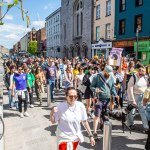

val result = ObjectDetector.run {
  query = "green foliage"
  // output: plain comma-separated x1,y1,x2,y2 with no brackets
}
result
28,41,37,55
14,0,19,5
8,4,14,9
0,22,4,25
0,0,30,27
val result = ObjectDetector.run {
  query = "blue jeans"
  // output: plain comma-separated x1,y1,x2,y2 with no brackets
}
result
8,89,14,107
48,80,55,100
127,94,148,129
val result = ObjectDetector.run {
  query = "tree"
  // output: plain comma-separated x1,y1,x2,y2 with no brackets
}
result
28,41,37,55
0,0,30,27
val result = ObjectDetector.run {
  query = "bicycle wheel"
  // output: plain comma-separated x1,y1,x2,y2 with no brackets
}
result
0,116,4,140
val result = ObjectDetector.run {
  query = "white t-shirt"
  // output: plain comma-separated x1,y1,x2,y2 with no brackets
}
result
54,101,87,142
76,73,84,86
133,75,147,94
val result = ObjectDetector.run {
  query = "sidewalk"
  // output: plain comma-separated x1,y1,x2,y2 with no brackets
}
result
3,89,147,150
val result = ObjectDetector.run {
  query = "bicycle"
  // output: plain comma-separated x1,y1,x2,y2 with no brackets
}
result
0,115,4,140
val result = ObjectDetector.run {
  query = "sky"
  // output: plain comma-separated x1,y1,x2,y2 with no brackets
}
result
0,0,61,49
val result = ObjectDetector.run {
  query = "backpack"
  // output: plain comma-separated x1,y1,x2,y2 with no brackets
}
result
132,74,147,85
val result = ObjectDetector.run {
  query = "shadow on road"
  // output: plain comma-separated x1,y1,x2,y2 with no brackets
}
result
45,125,57,136
3,112,19,118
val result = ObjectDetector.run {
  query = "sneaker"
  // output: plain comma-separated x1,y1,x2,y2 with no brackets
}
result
30,105,34,108
20,113,24,118
93,133,98,139
24,112,30,117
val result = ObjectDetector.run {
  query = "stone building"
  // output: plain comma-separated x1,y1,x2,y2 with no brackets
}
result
61,0,93,58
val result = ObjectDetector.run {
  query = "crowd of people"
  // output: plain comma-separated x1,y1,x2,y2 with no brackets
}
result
3,55,150,150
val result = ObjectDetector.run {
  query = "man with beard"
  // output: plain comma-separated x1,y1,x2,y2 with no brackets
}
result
90,65,119,139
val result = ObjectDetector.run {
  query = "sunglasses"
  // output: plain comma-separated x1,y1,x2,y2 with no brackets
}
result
68,95,78,99
18,68,23,70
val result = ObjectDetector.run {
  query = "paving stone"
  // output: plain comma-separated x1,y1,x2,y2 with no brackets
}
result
3,90,147,150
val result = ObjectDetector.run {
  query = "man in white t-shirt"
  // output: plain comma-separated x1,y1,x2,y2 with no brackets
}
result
127,66,148,131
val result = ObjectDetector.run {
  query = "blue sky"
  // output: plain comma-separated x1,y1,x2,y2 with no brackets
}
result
0,0,61,49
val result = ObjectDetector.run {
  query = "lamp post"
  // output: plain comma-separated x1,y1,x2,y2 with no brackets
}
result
136,28,139,60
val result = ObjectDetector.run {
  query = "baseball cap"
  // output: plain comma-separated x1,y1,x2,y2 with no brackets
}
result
104,65,113,75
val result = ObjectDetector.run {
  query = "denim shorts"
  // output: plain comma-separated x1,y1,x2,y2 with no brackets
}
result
94,100,109,117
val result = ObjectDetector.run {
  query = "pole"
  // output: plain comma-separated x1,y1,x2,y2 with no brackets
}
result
47,83,51,107
103,121,112,150
136,28,139,60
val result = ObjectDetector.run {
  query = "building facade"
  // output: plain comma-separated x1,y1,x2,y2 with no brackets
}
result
46,7,61,58
36,28,47,57
61,0,93,58
114,0,150,64
92,0,115,58
20,34,28,52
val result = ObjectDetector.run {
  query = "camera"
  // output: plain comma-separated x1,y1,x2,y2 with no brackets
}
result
124,104,136,114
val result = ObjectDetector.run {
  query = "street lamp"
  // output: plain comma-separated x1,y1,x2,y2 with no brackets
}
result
136,28,139,60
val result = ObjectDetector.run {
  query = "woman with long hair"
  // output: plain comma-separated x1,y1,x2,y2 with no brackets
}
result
34,67,46,106
64,65,74,89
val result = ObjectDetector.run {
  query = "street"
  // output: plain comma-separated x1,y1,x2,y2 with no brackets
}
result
3,88,147,150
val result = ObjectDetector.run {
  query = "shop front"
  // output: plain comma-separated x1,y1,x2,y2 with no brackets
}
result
92,40,112,58
113,39,135,56
134,41,150,65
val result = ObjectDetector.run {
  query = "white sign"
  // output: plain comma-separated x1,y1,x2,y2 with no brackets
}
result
92,40,112,49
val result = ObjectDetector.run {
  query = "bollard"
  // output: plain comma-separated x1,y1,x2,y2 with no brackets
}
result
47,84,51,107
103,121,112,150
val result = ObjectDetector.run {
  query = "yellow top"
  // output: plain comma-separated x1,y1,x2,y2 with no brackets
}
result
73,69,79,77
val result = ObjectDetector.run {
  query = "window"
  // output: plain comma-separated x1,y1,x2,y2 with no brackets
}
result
106,0,111,16
77,14,79,36
81,13,83,35
135,14,142,32
135,0,143,7
119,19,125,35
96,5,100,19
96,26,100,42
120,0,126,12
74,0,83,37
106,23,111,39
64,24,66,40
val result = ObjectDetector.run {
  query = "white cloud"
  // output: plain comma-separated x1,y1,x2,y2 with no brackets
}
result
5,34,19,40
4,15,14,20
0,23,30,34
0,23,30,49
32,21,45,28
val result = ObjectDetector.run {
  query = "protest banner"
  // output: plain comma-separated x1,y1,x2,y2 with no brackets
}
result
109,48,123,66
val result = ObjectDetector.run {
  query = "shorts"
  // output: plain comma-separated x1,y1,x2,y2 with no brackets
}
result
84,87,94,99
94,100,109,117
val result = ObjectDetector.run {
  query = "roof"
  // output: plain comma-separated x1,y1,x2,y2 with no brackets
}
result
45,7,61,21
